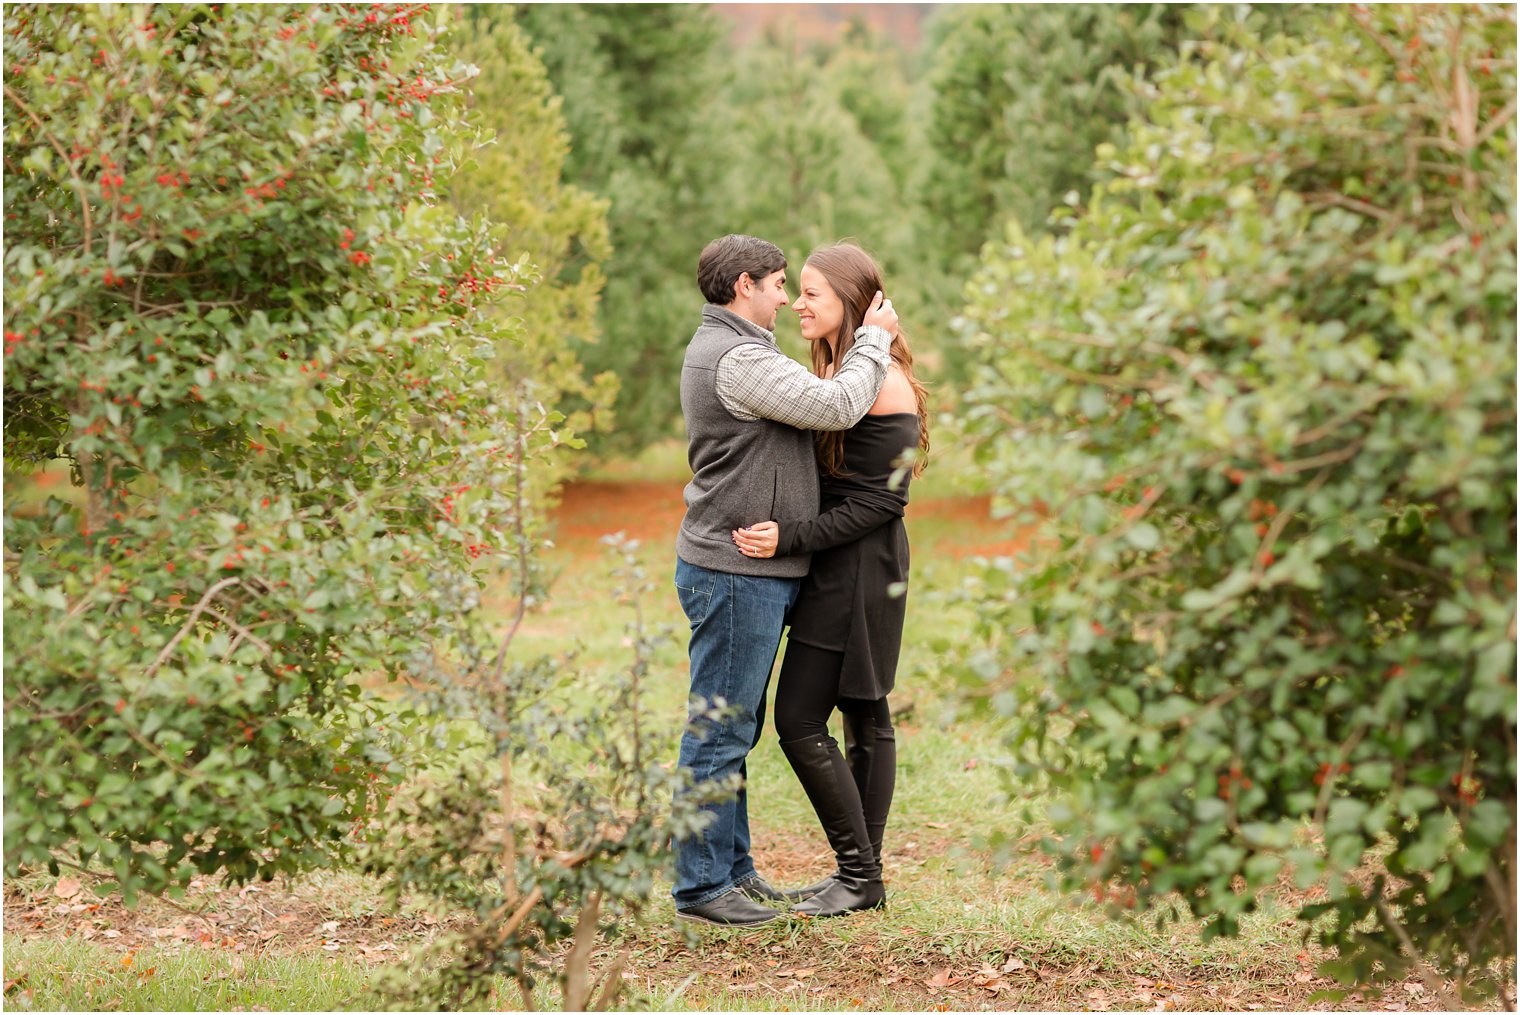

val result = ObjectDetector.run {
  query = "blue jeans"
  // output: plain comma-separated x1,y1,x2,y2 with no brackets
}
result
671,556,801,908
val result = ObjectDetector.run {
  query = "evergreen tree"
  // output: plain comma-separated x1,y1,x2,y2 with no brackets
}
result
921,4,1187,258
451,10,616,485
917,4,1307,377
821,18,919,195
708,26,923,367
510,3,733,455
721,33,905,261
2,2,563,898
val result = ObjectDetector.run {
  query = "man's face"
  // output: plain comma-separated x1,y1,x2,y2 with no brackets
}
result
737,269,789,332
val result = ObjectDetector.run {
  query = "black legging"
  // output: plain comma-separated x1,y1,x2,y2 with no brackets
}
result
775,641,896,863
774,641,892,742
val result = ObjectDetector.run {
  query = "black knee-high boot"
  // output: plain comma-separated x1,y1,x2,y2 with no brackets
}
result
782,710,898,903
780,735,884,917
842,709,896,871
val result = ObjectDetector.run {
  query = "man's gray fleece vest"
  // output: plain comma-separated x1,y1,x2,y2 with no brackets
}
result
677,304,817,578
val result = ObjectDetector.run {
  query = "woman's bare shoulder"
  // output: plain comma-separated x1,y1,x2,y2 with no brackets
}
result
868,366,918,415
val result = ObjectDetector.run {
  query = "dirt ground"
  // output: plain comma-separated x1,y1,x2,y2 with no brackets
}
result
3,827,1490,1013
5,479,1506,1011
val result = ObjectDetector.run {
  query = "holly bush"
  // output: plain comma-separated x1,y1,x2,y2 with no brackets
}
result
3,4,553,901
954,5,1515,999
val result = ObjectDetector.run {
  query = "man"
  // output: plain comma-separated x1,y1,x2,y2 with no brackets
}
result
672,234,897,927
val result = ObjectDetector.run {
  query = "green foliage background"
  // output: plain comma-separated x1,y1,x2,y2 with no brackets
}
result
509,2,735,454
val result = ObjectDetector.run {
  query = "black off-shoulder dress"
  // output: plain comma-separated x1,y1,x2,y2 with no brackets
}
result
774,412,919,701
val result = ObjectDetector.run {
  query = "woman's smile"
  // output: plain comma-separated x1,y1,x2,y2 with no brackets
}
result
792,264,844,344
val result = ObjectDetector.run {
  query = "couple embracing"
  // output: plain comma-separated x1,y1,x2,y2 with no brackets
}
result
672,234,929,928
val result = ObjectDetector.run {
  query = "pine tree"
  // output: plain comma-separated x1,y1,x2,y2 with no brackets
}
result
451,9,615,481
921,4,1187,256
511,3,733,455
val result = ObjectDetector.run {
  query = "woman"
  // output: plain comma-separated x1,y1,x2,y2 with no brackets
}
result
731,243,929,918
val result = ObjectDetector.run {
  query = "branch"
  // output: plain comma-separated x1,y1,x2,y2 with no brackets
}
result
1020,345,1167,392
1473,95,1519,148
3,83,93,256
1252,467,1332,580
499,752,517,910
1305,191,1398,224
589,949,628,1012
206,605,272,657
51,857,216,930
490,407,533,683
1372,894,1463,1009
562,890,602,1011
1311,723,1368,830
145,577,242,678
1279,439,1364,474
493,885,544,945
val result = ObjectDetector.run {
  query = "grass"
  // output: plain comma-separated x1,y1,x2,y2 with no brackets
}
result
3,936,377,1011
4,452,1493,1011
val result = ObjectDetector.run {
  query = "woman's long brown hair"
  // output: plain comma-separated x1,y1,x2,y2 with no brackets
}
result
805,243,930,478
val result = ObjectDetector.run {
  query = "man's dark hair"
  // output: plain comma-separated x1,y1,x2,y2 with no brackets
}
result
697,234,786,305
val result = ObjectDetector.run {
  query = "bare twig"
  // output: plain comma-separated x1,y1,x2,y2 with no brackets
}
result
499,752,517,907
1305,191,1398,223
490,408,532,682
51,857,217,931
1311,723,1369,830
1253,468,1333,579
1372,894,1464,1009
145,577,242,678
562,890,602,1010
1473,96,1519,148
206,605,272,656
492,885,544,945
589,949,628,1011
1278,439,1364,474
3,83,93,255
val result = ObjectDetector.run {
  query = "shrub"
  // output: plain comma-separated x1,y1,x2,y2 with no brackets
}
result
362,536,721,1011
2,3,548,901
955,5,1515,1001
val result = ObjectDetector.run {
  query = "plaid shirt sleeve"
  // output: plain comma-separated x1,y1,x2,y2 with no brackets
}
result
714,325,893,431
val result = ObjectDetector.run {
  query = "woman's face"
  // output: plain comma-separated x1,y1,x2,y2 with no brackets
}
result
792,264,845,345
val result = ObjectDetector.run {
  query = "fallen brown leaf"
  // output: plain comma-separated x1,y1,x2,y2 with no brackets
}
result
54,878,82,900
925,967,963,989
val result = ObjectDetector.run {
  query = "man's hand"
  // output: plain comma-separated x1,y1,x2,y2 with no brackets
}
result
861,290,898,336
732,521,779,559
